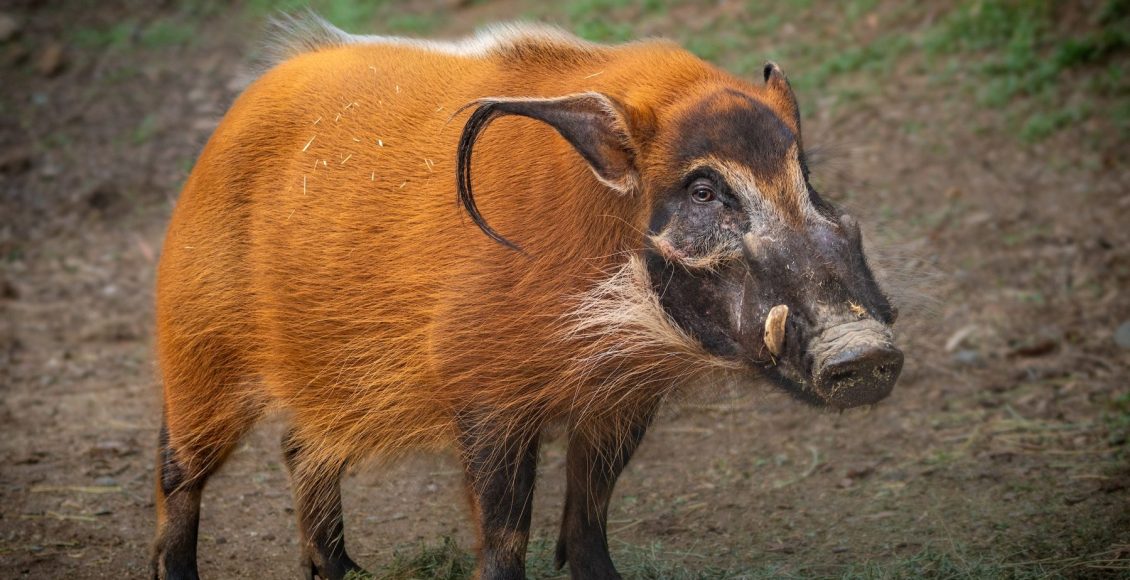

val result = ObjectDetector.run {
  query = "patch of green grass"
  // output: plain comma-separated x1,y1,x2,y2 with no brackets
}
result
246,0,380,33
318,0,381,33
844,0,880,23
1094,60,1128,95
793,34,910,93
566,0,668,15
140,18,197,48
360,536,475,580
70,21,136,50
841,548,1011,579
175,0,229,19
573,19,634,43
1053,0,1130,67
1020,291,1047,305
924,0,1130,141
69,12,202,50
342,536,1111,579
132,114,159,145
902,120,924,135
924,0,1050,54
738,10,784,40
923,450,956,465
1114,99,1130,135
177,156,197,176
684,35,735,63
244,0,446,36
385,13,443,35
1105,391,1130,449
1019,105,1088,141
245,0,309,17
102,65,141,85
564,0,643,42
353,537,762,579
41,131,72,150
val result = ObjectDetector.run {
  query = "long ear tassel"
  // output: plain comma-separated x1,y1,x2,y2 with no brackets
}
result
455,92,641,254
455,100,527,254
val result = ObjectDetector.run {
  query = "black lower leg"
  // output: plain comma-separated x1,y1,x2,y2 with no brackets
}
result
555,411,654,580
282,429,362,580
458,416,540,580
151,424,206,580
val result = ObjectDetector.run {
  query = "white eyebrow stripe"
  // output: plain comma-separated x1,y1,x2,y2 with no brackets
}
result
684,150,831,226
685,157,767,212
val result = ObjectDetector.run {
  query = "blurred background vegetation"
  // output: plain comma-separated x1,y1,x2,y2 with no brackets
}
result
64,0,1130,144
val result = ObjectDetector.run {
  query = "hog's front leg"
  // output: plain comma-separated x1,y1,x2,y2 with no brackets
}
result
458,413,541,580
555,409,655,579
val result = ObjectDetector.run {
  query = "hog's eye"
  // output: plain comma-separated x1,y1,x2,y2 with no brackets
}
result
690,179,716,203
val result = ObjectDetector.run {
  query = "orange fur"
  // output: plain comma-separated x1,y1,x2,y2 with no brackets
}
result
156,19,795,512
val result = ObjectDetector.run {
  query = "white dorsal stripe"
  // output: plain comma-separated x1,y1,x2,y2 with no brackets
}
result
263,12,591,68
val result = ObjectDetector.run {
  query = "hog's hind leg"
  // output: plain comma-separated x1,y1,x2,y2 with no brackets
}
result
151,412,253,580
282,428,364,580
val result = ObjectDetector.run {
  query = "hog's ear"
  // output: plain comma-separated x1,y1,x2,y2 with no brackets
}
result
467,92,640,193
763,62,802,138
763,61,810,177
455,92,642,252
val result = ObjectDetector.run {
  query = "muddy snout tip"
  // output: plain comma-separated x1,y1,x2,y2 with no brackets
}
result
814,344,903,409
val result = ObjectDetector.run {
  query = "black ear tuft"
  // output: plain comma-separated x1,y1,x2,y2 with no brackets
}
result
763,61,784,83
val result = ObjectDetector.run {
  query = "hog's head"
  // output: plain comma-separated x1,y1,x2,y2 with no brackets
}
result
456,61,901,409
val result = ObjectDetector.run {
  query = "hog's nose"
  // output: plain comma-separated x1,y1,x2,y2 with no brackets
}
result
813,344,903,409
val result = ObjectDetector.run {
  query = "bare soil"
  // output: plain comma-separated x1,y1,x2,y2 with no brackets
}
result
2,1,1128,578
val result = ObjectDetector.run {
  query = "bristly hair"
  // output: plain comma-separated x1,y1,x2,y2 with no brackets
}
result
554,255,742,429
259,11,596,75
259,10,352,73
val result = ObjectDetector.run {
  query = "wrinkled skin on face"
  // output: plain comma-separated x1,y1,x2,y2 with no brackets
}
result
643,78,902,409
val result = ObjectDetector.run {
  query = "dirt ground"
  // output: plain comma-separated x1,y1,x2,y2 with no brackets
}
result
2,1,1129,578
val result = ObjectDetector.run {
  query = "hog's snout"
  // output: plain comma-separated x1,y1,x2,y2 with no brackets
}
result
808,320,902,409
814,343,902,408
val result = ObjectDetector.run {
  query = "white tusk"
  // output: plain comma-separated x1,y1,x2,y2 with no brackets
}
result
764,304,789,356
